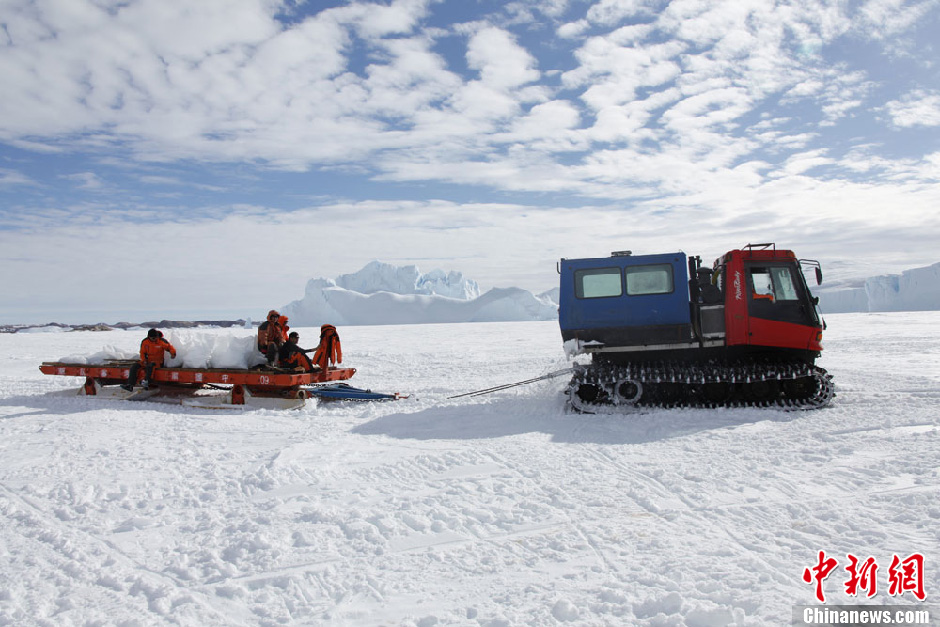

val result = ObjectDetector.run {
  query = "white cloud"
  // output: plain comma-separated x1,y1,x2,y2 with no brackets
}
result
777,149,835,176
884,89,940,127
565,39,681,110
466,27,540,89
450,82,526,121
0,0,923,196
353,0,431,37
0,0,939,315
502,0,572,23
0,167,37,187
586,0,664,25
557,19,589,39
661,86,753,132
60,172,106,191
4,177,938,324
858,0,939,39
509,100,582,138
114,0,278,59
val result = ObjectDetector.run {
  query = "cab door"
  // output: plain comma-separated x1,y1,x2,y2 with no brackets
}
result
744,262,820,350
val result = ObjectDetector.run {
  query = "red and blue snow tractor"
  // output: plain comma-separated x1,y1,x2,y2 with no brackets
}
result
558,243,834,411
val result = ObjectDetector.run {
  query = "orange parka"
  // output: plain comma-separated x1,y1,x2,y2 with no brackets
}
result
312,324,342,370
257,317,284,351
140,337,177,366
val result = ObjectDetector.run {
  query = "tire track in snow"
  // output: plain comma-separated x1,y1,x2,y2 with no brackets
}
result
0,482,243,625
230,444,573,616
466,446,627,576
566,436,803,594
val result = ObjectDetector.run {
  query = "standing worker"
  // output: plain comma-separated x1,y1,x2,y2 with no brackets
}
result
257,310,284,364
122,329,177,391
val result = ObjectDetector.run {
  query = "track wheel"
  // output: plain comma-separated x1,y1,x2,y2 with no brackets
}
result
613,379,643,405
808,371,836,407
782,377,813,400
575,382,605,404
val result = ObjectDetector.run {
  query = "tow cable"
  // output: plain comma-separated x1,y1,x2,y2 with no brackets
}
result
447,368,574,399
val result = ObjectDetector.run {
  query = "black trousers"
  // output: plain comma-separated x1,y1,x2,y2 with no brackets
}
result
127,362,156,387
261,342,281,364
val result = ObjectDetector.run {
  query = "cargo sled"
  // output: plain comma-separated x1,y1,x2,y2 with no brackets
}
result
38,361,402,410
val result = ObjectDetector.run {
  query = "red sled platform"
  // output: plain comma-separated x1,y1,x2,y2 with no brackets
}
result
39,361,357,409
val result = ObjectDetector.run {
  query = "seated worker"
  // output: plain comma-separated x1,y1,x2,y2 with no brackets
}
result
122,328,177,391
752,287,775,301
278,331,316,371
750,271,776,301
312,323,342,370
279,315,290,341
257,309,284,364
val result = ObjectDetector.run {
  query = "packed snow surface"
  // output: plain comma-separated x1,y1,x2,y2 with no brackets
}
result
2,313,939,625
57,330,270,370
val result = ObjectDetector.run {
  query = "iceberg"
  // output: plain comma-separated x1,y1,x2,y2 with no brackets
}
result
333,261,481,300
280,262,557,326
817,262,940,313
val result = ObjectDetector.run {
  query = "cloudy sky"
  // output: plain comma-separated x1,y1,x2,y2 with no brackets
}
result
2,0,939,324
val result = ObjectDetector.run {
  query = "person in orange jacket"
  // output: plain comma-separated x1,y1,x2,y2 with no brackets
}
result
312,324,342,370
277,331,315,371
279,315,290,342
257,310,284,364
122,328,177,391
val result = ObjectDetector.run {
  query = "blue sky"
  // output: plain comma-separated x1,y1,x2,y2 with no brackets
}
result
2,0,939,324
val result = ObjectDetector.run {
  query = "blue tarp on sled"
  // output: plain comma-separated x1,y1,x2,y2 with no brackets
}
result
306,383,401,402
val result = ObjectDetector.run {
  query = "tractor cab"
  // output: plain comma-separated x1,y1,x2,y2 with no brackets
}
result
557,243,833,410
714,243,824,356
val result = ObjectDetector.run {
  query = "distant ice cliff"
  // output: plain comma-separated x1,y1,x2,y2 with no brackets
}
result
817,262,940,313
281,261,557,326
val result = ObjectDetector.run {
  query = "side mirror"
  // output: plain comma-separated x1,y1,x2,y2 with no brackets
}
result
815,267,822,285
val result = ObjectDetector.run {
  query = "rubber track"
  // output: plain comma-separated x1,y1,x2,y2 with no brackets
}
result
567,359,835,413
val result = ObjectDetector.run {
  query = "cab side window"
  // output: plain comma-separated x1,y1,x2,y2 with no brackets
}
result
574,264,675,299
750,268,775,299
745,263,816,324
575,268,623,299
625,264,674,296
749,266,799,301
769,267,798,300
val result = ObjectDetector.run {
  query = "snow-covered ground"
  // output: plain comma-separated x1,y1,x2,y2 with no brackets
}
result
1,313,938,626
